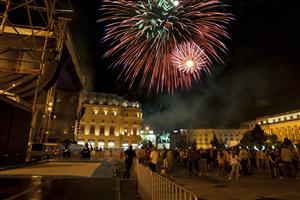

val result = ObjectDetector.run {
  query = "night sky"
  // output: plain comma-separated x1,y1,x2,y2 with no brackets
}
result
69,0,300,130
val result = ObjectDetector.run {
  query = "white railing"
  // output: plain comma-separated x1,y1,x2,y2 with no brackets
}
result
133,161,198,200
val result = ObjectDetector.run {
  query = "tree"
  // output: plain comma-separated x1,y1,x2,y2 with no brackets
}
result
240,125,268,147
210,134,219,148
240,130,254,147
210,134,225,149
252,124,268,146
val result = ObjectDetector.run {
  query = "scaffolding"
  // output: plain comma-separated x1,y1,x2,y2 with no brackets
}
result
0,0,74,159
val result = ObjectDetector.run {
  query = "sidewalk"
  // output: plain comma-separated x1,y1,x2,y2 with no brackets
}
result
172,170,300,200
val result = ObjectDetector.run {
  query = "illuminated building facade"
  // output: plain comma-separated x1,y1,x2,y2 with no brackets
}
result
140,129,157,146
241,109,300,143
75,92,142,149
187,128,249,149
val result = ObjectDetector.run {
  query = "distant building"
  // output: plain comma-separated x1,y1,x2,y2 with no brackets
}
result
140,129,156,146
169,129,190,149
242,109,300,143
75,92,142,149
187,128,249,149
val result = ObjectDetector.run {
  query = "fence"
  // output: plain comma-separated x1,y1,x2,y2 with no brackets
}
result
133,161,198,200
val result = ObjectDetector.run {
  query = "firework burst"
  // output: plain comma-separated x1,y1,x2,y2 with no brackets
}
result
171,42,210,79
99,0,232,93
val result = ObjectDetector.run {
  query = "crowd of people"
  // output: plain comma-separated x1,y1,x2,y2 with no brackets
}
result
133,144,300,181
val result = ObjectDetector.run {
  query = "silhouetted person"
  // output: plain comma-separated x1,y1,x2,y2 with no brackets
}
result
124,146,136,178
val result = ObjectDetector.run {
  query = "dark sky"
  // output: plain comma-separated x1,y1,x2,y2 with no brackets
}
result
70,0,300,130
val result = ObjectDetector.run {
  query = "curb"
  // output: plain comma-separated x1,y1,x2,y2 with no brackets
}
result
0,160,49,171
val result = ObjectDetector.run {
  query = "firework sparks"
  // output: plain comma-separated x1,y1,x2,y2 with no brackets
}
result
171,42,210,78
99,0,232,92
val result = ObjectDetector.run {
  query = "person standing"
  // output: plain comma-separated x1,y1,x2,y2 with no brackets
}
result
268,149,278,178
281,145,295,178
149,147,159,172
228,152,241,181
124,145,136,178
239,147,250,175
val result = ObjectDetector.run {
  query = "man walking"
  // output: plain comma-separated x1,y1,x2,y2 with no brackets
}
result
124,145,136,178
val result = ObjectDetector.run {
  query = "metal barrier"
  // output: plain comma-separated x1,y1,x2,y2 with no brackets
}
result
134,161,198,200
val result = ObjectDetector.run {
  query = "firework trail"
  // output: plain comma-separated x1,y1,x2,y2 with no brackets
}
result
99,0,232,93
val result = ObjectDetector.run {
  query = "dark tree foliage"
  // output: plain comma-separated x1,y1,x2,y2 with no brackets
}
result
210,134,225,149
240,124,268,147
240,130,254,147
210,134,219,148
252,124,268,145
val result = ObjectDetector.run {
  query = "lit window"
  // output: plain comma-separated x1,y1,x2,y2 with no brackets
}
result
133,128,137,135
124,128,128,134
108,140,114,148
90,125,95,135
103,108,108,115
112,109,117,116
122,140,129,149
80,125,85,134
78,140,85,146
93,107,98,115
100,126,105,134
88,140,95,148
109,126,114,135
98,140,105,149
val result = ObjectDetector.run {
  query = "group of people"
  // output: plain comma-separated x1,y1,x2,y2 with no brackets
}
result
124,144,300,181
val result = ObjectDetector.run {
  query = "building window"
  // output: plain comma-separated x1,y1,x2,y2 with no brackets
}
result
88,140,95,148
111,120,114,123
109,126,115,135
132,141,138,149
103,108,108,115
137,113,139,117
112,109,117,116
78,140,85,146
101,120,104,123
93,107,98,115
124,127,128,135
80,125,85,134
90,125,95,135
108,140,114,148
134,122,137,125
122,140,129,149
133,127,137,135
92,119,95,122
100,126,105,134
98,140,105,149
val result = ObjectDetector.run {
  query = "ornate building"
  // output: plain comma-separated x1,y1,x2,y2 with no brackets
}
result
187,128,249,149
75,92,142,149
241,109,300,143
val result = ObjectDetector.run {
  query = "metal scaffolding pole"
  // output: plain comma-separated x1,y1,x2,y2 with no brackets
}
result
0,0,73,161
